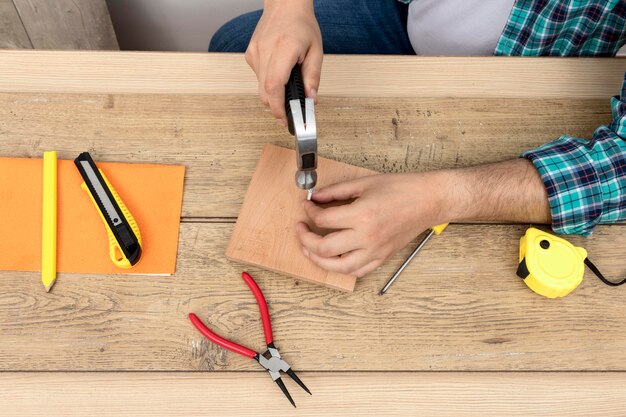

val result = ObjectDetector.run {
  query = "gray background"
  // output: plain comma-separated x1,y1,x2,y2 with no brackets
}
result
106,0,262,51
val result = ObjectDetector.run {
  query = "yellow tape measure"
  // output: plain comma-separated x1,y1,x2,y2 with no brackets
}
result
517,227,625,298
516,228,586,298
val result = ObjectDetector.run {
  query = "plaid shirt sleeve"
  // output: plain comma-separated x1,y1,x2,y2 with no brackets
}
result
399,0,626,57
495,0,626,57
522,73,626,236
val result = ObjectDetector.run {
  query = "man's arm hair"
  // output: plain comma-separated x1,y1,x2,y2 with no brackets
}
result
443,158,551,224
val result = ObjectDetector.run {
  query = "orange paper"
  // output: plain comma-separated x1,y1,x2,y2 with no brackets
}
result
0,157,185,275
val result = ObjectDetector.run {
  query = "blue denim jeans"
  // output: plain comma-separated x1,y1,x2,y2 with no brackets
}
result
209,0,414,55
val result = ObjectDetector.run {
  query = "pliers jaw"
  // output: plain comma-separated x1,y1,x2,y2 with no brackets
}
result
257,345,290,381
255,342,312,407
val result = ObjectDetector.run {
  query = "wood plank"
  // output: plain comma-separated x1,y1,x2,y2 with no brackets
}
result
3,372,626,416
1,223,625,371
0,93,613,218
12,0,118,50
0,51,623,97
0,0,32,49
226,145,373,292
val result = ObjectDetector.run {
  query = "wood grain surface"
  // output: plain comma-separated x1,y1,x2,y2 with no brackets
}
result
0,51,623,97
0,93,615,218
1,53,625,414
227,145,376,292
1,223,625,371
0,0,31,49
4,372,626,417
11,0,118,50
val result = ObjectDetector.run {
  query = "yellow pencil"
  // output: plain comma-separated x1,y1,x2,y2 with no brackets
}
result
42,151,57,292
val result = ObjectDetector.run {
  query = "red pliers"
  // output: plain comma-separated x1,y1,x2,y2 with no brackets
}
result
189,272,311,407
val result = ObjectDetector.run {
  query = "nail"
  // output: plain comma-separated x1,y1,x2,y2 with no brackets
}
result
310,88,317,100
278,118,287,128
302,248,310,258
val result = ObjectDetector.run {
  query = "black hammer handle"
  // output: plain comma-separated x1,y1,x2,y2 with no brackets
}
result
285,64,306,136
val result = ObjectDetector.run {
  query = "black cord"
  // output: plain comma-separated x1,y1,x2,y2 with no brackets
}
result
585,258,626,287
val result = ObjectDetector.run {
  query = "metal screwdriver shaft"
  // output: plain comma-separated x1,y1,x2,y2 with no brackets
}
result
379,229,435,295
379,223,448,295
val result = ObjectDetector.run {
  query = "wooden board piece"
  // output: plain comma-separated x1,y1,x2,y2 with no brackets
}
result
0,93,614,218
226,144,375,292
2,223,626,372
0,0,32,49
0,51,623,97
12,0,118,50
4,372,626,417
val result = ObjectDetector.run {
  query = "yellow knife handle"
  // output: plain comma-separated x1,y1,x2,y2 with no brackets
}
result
431,223,448,235
81,169,142,269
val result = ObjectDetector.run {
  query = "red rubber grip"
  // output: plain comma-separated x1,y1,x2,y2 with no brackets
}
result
241,272,274,345
188,313,256,359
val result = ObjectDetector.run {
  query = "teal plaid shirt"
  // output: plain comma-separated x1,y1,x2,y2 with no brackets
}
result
400,0,626,234
398,0,626,56
523,75,626,236
494,0,626,57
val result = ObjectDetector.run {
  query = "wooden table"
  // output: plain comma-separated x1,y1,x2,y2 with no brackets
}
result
1,51,625,416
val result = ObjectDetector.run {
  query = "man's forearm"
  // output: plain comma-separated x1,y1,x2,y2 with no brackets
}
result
440,158,551,224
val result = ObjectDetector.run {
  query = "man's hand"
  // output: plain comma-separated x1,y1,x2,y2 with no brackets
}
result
296,159,551,278
296,173,448,278
245,0,322,128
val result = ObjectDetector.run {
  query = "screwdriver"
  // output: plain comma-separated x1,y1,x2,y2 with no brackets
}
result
379,223,448,295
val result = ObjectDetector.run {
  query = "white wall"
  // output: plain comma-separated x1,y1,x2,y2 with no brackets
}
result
107,0,263,51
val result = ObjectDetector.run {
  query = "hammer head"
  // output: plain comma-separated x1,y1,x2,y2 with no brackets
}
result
289,97,317,191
